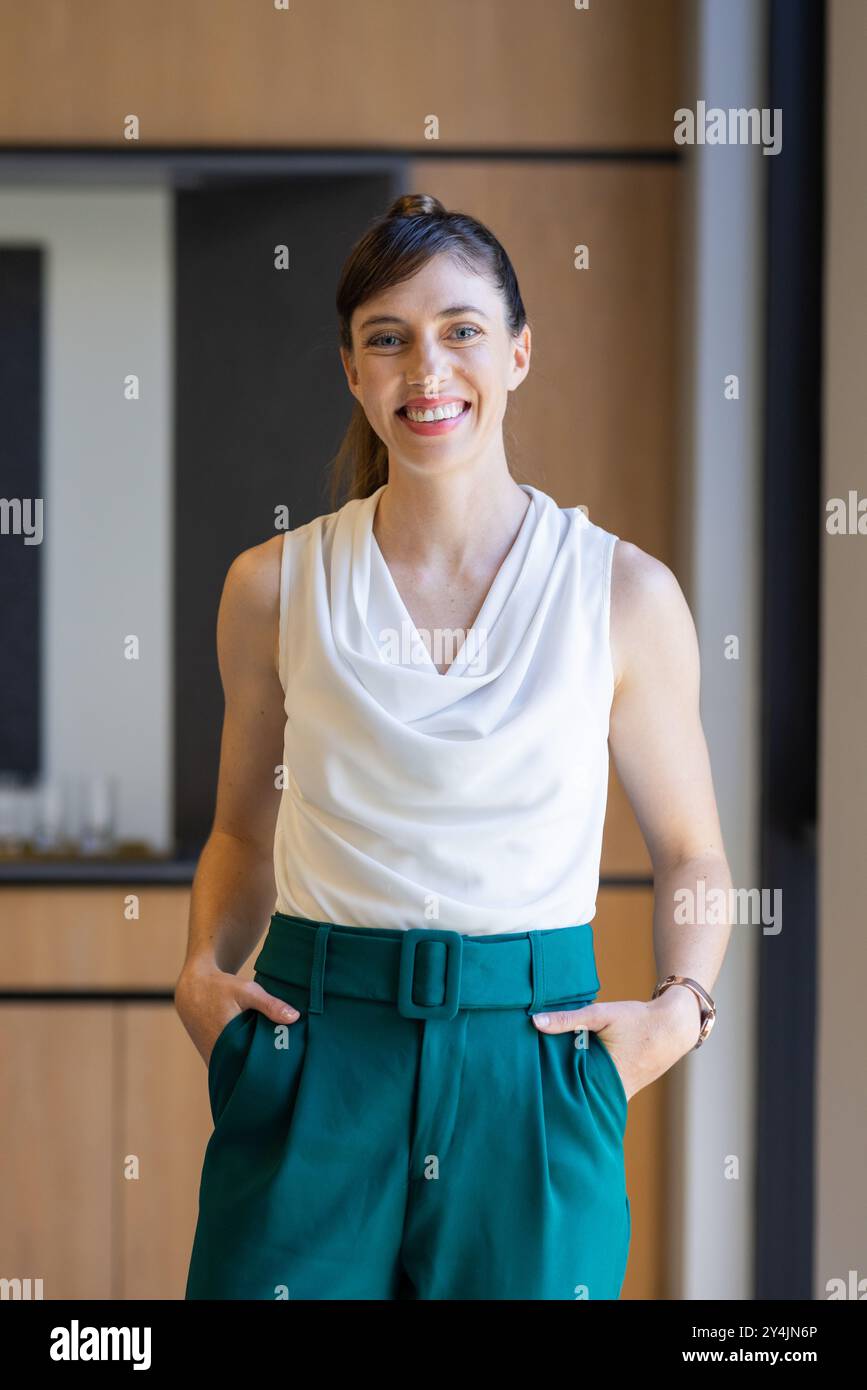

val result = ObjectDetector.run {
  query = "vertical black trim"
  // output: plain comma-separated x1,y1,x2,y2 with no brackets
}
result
0,247,42,778
757,0,825,1299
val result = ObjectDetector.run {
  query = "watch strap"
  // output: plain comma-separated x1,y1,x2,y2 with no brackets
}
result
652,974,716,1049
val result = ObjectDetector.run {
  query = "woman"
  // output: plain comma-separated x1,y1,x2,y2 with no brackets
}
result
177,193,733,1301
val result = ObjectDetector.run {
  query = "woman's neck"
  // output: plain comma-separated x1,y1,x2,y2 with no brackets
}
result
372,467,531,574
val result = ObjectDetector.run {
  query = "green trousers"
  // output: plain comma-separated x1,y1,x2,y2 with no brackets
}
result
185,912,630,1300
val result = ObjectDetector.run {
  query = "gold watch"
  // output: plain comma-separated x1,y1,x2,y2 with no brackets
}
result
652,975,716,1049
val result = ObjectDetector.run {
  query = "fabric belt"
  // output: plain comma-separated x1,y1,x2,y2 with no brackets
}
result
254,911,602,1022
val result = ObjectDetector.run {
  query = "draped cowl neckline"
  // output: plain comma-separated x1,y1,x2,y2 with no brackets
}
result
328,481,576,731
273,479,619,931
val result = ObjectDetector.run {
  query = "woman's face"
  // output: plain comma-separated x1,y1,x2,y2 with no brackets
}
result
340,252,531,474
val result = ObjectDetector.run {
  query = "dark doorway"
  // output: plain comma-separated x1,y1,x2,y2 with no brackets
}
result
173,174,397,854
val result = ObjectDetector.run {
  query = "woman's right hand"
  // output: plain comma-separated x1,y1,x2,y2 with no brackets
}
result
174,965,301,1067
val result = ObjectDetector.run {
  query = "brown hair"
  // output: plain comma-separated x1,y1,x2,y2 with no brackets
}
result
328,192,529,510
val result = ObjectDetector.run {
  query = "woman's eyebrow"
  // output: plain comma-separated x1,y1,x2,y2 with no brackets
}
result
359,304,490,329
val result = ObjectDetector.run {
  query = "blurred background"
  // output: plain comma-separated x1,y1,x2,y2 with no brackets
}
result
0,0,862,1301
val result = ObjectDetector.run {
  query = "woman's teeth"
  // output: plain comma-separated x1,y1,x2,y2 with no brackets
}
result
403,402,467,422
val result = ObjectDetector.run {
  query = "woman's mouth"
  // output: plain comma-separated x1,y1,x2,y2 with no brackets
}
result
395,400,472,436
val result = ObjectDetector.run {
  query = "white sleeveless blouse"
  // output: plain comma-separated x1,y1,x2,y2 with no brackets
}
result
272,482,618,935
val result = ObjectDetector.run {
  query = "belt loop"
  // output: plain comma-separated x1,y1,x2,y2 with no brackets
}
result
308,923,332,1014
525,929,547,1016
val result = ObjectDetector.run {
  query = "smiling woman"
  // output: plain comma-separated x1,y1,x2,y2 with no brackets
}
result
329,192,529,505
180,190,730,1303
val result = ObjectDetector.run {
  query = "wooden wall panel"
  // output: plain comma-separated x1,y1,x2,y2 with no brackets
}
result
121,1004,215,1299
408,159,679,874
0,886,257,989
0,1005,114,1298
817,0,867,1297
595,886,667,1300
0,0,682,150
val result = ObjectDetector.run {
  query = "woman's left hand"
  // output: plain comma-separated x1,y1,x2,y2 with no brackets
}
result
531,992,700,1102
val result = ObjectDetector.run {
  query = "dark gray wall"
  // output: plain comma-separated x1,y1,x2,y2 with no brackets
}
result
174,175,395,853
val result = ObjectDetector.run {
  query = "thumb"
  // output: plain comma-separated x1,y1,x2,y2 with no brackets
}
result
240,980,300,1024
531,1002,608,1034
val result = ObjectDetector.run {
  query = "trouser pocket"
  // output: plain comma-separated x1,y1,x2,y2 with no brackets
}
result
591,1030,629,1119
207,1008,256,1127
570,1025,629,1140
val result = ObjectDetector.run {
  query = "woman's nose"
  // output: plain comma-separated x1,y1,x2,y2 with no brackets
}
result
406,343,452,389
407,372,448,396
407,360,451,391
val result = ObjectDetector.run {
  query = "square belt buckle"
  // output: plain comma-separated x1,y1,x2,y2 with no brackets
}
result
397,927,463,1021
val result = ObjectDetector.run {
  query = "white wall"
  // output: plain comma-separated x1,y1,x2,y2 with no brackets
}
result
0,187,173,851
674,0,767,1298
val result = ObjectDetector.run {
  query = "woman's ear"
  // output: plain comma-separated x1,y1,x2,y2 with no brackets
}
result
339,345,363,404
508,323,532,391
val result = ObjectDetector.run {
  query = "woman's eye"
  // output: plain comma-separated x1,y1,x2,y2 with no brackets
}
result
367,324,482,348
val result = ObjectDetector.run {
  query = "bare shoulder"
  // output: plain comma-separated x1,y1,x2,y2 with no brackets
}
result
223,532,283,602
218,533,284,677
609,539,698,692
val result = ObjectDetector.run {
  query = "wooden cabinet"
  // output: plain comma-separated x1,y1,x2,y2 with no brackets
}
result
120,1003,214,1299
0,886,258,1300
592,886,668,1301
0,1003,114,1298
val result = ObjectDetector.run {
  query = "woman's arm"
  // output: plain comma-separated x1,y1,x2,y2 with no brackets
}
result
174,535,301,1065
608,539,733,1020
533,539,734,1099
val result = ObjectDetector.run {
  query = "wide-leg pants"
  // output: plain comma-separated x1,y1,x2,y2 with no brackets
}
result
185,912,631,1300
